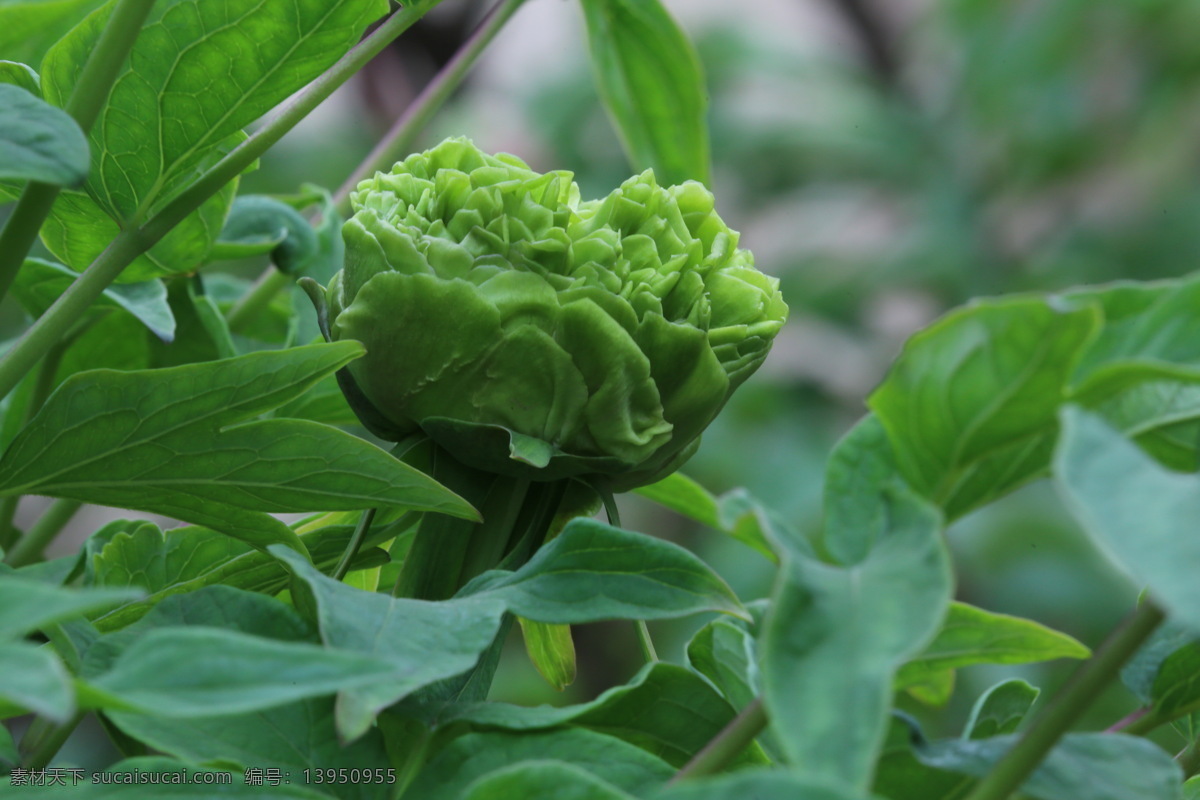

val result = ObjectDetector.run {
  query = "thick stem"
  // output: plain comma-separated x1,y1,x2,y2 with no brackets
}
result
226,268,292,334
0,186,61,301
20,712,84,770
0,229,149,400
3,498,84,567
333,0,530,213
0,4,433,402
0,0,157,302
670,697,768,783
963,601,1166,800
0,337,73,550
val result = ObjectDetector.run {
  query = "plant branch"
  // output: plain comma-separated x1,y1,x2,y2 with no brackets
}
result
332,507,377,581
0,0,156,302
226,268,292,334
0,336,73,549
20,712,84,770
670,697,768,783
0,4,432,402
333,0,529,213
963,600,1166,800
3,498,83,567
231,0,525,319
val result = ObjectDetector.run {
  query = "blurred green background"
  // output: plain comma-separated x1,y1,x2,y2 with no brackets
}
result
15,0,1200,763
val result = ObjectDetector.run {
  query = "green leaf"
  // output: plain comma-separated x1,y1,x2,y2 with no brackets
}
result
0,83,88,185
467,518,746,623
105,699,390,800
272,545,509,742
13,258,174,341
895,602,1090,689
917,732,1182,800
653,771,874,800
38,166,239,282
464,762,636,800
519,618,576,691
904,669,956,707
87,523,252,598
634,472,719,528
1055,406,1200,629
1122,620,1196,704
0,343,476,555
0,720,15,766
822,413,903,565
1068,276,1200,389
1186,775,1200,800
86,513,405,631
869,296,1100,519
0,642,74,722
0,576,139,639
37,0,388,280
963,679,1040,739
274,518,742,742
186,278,237,359
0,0,107,67
873,715,979,800
0,60,40,95
686,617,759,712
404,729,674,800
761,485,951,791
433,662,766,769
635,473,779,562
578,0,710,186
1150,642,1200,721
80,584,315,678
213,195,318,274
1081,368,1200,472
90,627,399,717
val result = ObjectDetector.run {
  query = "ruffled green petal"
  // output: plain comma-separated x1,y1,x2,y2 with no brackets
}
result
558,298,672,464
335,272,500,431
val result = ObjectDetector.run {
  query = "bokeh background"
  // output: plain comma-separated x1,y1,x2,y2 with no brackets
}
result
13,0,1198,761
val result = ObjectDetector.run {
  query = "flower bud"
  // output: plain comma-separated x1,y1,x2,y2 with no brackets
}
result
326,138,787,490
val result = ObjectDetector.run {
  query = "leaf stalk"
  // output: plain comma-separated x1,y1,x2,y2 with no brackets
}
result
670,697,768,783
333,0,531,214
962,600,1166,800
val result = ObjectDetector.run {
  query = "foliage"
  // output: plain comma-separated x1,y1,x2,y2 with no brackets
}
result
1,1,1199,799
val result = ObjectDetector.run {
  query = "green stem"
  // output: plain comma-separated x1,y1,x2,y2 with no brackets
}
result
0,228,149,400
0,496,19,551
670,697,768,783
1178,739,1200,780
0,4,432,402
235,0,522,311
331,507,377,581
0,337,72,550
333,0,530,215
0,0,157,303
0,186,61,301
596,483,659,663
3,498,83,567
963,600,1166,800
20,712,84,770
226,267,292,334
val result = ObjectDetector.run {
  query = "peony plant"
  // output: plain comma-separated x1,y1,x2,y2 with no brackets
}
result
321,137,788,491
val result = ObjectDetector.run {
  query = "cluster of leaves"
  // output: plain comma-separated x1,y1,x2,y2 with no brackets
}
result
2,1,1200,800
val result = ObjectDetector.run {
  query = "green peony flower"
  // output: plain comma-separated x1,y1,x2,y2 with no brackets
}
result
324,137,787,490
